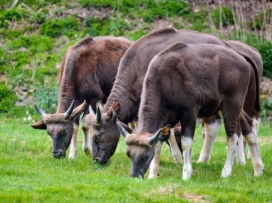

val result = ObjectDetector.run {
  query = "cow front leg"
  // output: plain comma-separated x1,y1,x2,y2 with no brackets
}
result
82,125,92,156
68,123,79,159
148,141,163,179
181,136,193,180
198,117,221,163
168,128,182,163
236,134,246,165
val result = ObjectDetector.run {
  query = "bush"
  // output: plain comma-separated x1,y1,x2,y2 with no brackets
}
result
39,16,79,38
0,82,17,113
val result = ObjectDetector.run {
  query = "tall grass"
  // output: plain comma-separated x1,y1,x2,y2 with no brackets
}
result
0,118,271,202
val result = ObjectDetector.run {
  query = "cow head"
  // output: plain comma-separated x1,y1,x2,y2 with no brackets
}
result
31,100,86,159
82,101,121,164
117,121,171,178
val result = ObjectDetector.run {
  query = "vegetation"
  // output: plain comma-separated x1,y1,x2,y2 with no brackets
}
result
0,0,272,117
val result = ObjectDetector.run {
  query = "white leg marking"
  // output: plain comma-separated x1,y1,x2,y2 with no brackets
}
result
236,134,246,165
181,137,193,180
198,120,221,163
82,125,92,156
221,134,238,178
148,141,163,179
68,124,78,159
244,131,264,176
168,129,182,163
247,117,260,159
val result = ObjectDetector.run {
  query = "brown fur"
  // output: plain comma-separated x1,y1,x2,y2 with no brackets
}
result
31,36,132,158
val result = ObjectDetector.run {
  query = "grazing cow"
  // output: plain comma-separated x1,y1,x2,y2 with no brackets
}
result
82,28,229,174
117,42,264,179
189,40,263,163
31,36,132,159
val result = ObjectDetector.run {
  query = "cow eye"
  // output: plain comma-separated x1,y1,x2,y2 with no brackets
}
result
95,135,101,141
141,155,149,162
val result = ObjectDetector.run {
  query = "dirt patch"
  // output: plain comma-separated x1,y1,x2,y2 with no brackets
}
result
181,193,210,203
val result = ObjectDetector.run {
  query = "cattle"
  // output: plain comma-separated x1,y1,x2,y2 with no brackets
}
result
117,42,264,180
31,36,132,159
82,28,232,177
177,40,263,164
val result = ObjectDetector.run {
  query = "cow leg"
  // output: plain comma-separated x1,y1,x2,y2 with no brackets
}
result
240,113,264,176
198,115,221,163
82,125,92,156
148,141,163,179
180,116,196,180
221,132,239,178
68,123,79,159
246,117,261,159
168,128,183,163
236,134,246,165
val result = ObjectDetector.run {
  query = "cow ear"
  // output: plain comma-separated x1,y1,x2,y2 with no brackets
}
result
148,124,171,145
31,119,47,130
107,101,120,121
71,100,87,120
158,124,171,141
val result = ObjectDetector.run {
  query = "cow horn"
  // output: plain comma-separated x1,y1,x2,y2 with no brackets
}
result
148,129,162,145
96,106,101,124
64,100,75,119
34,103,47,118
89,105,95,115
116,121,129,138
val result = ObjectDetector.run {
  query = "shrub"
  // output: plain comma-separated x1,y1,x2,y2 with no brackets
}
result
39,16,79,38
0,82,17,113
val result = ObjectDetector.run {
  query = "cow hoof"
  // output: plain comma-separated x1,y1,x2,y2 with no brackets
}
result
221,167,232,178
254,164,264,176
68,150,77,159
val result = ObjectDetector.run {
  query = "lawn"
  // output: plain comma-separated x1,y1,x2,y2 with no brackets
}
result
0,118,271,203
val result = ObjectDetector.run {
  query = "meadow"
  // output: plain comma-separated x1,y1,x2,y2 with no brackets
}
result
0,118,271,203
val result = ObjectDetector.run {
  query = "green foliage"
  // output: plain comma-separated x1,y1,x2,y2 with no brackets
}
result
0,82,17,113
8,34,54,54
212,6,234,28
255,42,272,77
34,83,58,113
0,8,26,28
40,16,80,38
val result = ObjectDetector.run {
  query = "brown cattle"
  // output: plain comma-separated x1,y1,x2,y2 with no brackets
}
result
117,42,264,179
177,40,263,164
31,36,132,159
82,28,229,175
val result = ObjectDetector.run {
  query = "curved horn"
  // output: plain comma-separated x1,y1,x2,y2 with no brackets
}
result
34,103,47,118
148,129,162,145
89,105,95,115
64,100,75,120
96,106,101,124
116,121,129,138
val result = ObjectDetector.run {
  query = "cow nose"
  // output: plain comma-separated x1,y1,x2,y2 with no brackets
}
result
130,173,143,178
52,150,65,159
93,157,101,163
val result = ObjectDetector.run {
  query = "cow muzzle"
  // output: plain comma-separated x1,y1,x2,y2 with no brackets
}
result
52,150,65,159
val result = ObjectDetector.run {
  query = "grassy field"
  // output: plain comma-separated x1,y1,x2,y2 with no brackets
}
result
0,118,271,203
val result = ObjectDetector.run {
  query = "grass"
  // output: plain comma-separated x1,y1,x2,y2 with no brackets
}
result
0,118,271,202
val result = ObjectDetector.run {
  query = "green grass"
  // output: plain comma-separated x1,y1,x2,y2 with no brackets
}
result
0,118,271,202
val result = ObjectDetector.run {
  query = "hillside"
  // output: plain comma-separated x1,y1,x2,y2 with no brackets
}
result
0,0,272,118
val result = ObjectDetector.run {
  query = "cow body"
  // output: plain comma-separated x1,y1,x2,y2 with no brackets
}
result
31,36,132,158
83,28,229,172
117,43,263,179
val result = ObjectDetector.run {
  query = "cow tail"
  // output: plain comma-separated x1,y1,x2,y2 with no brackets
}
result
237,51,261,112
